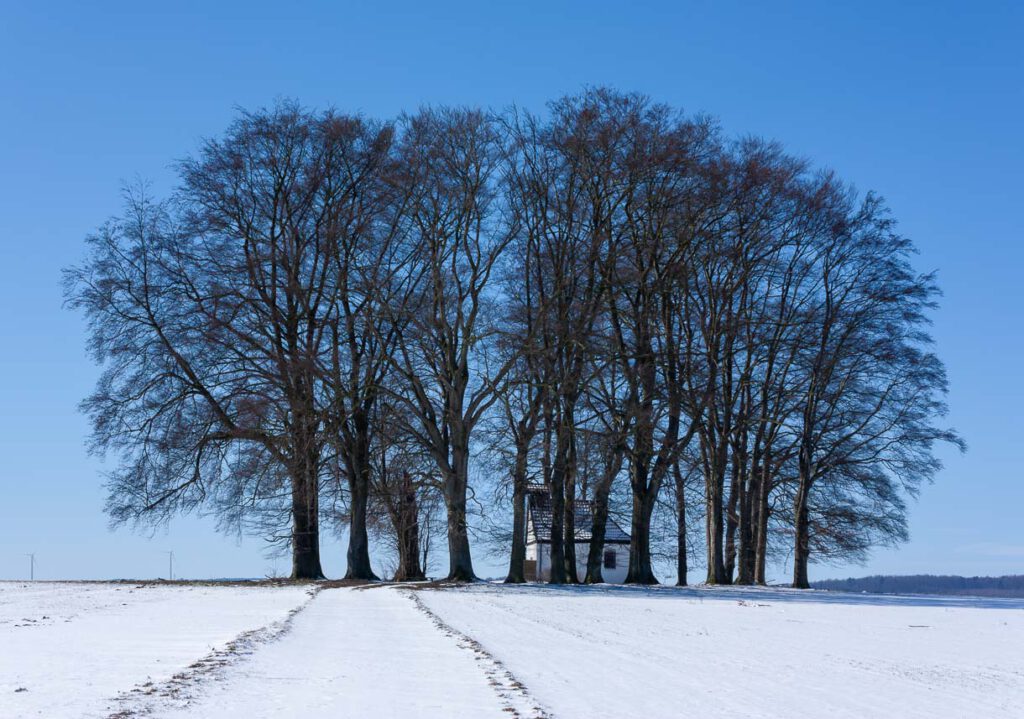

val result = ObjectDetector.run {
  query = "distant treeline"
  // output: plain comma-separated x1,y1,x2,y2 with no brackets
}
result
814,575,1024,597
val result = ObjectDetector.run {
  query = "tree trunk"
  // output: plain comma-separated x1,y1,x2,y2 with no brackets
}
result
736,471,756,585
547,425,569,584
563,419,579,583
445,483,475,581
625,346,661,586
344,414,377,580
505,444,530,584
791,431,816,589
793,476,812,589
392,471,425,581
735,448,755,585
705,462,727,584
724,457,741,582
674,464,688,586
585,446,624,584
290,443,325,579
753,454,772,584
345,473,375,580
446,442,476,582
625,487,658,584
584,483,609,584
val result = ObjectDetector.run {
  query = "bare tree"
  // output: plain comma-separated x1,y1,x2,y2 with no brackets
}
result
604,98,715,584
789,192,963,587
382,108,517,581
66,103,364,578
493,358,546,584
316,115,405,580
506,91,645,583
367,399,443,581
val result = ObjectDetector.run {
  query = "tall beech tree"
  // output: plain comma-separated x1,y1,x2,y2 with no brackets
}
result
491,353,546,584
789,192,962,588
68,105,360,578
604,100,714,584
497,114,558,584
316,116,404,580
732,158,832,585
509,91,647,583
713,141,817,585
382,108,517,582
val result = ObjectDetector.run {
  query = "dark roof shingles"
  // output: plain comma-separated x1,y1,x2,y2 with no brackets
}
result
527,491,631,544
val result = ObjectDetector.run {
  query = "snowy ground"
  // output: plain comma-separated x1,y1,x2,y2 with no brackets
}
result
2,581,1022,718
420,584,1024,718
0,581,312,718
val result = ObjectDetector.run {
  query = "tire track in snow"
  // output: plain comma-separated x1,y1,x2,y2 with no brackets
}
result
403,589,553,719
106,586,322,718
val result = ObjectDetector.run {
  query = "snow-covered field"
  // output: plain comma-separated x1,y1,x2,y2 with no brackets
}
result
2,581,1022,718
421,584,1024,718
0,581,312,718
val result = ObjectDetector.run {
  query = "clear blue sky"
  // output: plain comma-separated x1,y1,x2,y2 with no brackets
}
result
1,1,1021,582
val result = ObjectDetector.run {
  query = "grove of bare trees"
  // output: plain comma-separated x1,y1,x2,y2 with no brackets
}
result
66,89,962,586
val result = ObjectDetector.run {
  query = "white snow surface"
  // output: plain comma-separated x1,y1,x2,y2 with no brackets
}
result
157,585,535,719
2,580,1023,718
0,581,312,718
419,583,1024,719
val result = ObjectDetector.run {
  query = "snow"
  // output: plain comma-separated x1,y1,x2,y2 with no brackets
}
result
2,580,1023,718
0,581,312,718
157,586,537,719
418,583,1024,719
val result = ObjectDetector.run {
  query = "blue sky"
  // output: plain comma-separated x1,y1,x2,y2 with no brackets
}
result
1,1,1021,581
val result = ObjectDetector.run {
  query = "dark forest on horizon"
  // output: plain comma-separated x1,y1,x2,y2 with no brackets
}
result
815,574,1024,597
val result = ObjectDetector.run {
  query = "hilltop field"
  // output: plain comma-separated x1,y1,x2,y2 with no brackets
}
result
2,581,1022,718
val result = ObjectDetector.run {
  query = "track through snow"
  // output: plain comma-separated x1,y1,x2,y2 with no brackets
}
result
0,582,312,718
151,587,543,719
417,583,1024,719
5,581,1023,718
